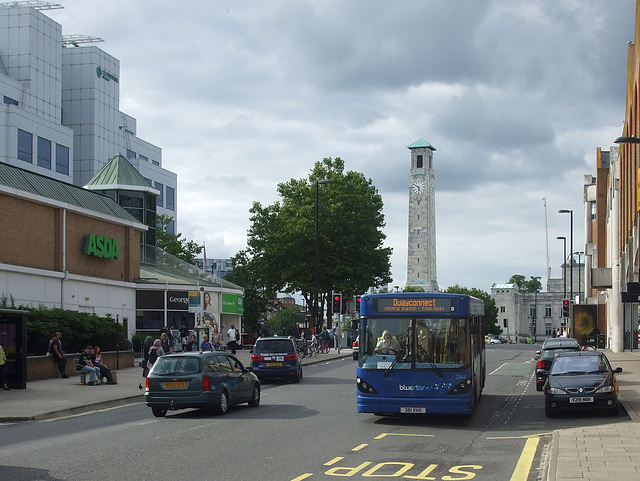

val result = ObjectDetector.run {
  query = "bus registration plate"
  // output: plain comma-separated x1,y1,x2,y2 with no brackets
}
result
401,407,426,414
569,397,593,404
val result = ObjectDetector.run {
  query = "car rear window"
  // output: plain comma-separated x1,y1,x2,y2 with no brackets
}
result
541,347,581,360
255,340,294,354
152,356,201,375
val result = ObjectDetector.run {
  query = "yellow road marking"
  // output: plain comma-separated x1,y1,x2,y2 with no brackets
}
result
290,474,313,481
352,444,368,451
509,437,539,481
325,457,344,466
487,433,552,440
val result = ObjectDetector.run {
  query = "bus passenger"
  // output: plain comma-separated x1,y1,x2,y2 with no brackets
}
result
375,330,401,355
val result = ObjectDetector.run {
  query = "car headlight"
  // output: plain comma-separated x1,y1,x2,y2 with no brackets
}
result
595,385,614,393
547,387,564,395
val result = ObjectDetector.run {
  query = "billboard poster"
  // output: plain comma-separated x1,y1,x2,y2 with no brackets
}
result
572,304,599,346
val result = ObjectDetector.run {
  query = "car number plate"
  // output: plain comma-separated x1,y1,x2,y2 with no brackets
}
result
163,382,187,388
569,396,594,403
266,362,282,367
400,407,426,414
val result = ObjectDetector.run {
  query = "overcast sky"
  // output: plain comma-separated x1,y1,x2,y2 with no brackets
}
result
50,1,635,294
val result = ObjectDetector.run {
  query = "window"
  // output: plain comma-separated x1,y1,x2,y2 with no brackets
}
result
500,306,506,313
416,155,423,168
37,137,51,169
127,149,136,159
3,96,18,106
545,304,552,318
139,154,148,162
503,319,508,328
144,177,152,186
55,144,69,175
529,305,536,318
155,182,164,207
17,129,32,163
166,186,175,210
152,160,159,166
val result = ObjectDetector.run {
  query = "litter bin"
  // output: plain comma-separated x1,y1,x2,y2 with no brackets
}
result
597,334,605,349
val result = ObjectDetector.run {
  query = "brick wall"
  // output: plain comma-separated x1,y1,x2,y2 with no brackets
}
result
27,351,136,381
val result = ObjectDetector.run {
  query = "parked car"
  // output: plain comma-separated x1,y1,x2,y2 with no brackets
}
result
535,338,582,391
541,337,580,349
250,336,303,382
544,351,622,417
145,351,260,417
352,335,359,360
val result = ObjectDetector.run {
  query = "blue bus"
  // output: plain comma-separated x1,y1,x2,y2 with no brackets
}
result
356,292,486,416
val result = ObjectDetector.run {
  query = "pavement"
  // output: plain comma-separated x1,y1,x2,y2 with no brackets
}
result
2,347,640,480
0,348,353,422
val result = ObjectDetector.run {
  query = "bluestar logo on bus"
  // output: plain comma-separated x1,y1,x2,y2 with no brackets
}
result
82,233,120,260
399,384,428,391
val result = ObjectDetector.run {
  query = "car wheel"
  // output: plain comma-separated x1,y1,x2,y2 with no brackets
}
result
248,384,261,407
536,383,543,392
216,390,229,415
151,406,167,418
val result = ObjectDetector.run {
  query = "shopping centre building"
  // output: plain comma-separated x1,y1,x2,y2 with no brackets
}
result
0,3,243,341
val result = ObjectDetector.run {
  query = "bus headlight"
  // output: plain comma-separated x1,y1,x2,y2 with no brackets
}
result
448,379,472,395
357,377,378,394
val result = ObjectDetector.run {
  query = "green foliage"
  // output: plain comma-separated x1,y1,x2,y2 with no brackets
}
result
508,274,542,293
266,305,305,338
444,284,499,335
234,157,393,331
403,286,425,292
156,214,203,265
0,293,16,309
25,306,127,356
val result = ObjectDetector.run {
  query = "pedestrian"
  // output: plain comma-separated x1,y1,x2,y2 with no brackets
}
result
147,339,165,370
227,324,240,354
293,322,302,339
141,336,153,377
186,334,198,351
50,331,69,378
200,334,213,352
0,343,9,390
179,321,189,350
160,332,173,354
79,346,101,385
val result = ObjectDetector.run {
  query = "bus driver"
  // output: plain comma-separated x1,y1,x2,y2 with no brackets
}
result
375,330,401,355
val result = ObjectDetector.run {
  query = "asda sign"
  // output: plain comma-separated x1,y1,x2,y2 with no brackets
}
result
82,233,120,260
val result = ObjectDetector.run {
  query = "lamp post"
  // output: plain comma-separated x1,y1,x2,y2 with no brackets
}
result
315,179,332,334
532,276,541,343
575,251,584,303
556,236,567,299
559,209,573,304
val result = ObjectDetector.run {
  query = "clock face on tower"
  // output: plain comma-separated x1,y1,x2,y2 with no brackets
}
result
412,180,425,194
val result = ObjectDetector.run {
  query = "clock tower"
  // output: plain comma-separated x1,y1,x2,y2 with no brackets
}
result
406,138,438,291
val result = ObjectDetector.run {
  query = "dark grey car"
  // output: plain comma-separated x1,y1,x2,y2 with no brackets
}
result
145,351,260,417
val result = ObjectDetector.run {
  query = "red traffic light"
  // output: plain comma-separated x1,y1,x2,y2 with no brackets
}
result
334,296,340,302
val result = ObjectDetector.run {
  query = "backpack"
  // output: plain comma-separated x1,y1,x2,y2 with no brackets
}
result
148,349,158,365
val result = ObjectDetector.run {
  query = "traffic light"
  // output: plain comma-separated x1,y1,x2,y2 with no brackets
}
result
562,299,570,318
356,297,361,313
332,292,342,314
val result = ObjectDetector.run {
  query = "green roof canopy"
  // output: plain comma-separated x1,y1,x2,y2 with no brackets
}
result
407,138,436,151
84,153,159,195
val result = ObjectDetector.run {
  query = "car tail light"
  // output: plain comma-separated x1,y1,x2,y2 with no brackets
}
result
202,374,211,391
284,353,298,361
353,341,358,348
536,359,545,369
252,354,265,362
145,378,149,393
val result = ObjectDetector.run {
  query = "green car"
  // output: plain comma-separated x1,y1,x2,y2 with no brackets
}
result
145,351,260,417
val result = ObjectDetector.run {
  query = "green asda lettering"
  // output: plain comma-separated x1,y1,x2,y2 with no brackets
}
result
82,233,120,260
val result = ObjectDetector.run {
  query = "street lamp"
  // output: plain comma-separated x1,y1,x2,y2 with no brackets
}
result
315,179,332,334
614,136,640,144
559,209,573,304
575,251,584,303
532,276,541,343
556,236,567,299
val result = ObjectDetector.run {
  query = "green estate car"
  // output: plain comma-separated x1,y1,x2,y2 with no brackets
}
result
145,351,260,417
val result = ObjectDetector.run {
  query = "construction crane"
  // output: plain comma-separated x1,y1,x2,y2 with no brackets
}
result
0,2,63,10
62,35,104,48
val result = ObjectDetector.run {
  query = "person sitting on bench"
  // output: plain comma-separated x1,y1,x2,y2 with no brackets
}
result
79,346,101,385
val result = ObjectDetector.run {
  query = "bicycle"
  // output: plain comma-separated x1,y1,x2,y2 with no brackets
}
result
307,338,319,357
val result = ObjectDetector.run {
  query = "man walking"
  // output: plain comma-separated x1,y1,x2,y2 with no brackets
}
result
227,324,239,354
51,331,69,378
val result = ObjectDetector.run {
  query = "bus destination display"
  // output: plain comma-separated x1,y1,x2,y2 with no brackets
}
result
373,296,456,313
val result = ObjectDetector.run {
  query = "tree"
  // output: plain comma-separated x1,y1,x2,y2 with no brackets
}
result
156,214,203,264
403,286,425,292
507,274,541,293
444,284,499,335
266,305,305,338
238,158,392,331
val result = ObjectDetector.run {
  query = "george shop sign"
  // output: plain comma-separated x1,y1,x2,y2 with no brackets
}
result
82,233,120,260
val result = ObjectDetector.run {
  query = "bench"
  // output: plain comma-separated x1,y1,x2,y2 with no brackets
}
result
73,359,87,384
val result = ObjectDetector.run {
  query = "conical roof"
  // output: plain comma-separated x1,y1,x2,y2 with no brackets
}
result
84,153,159,195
